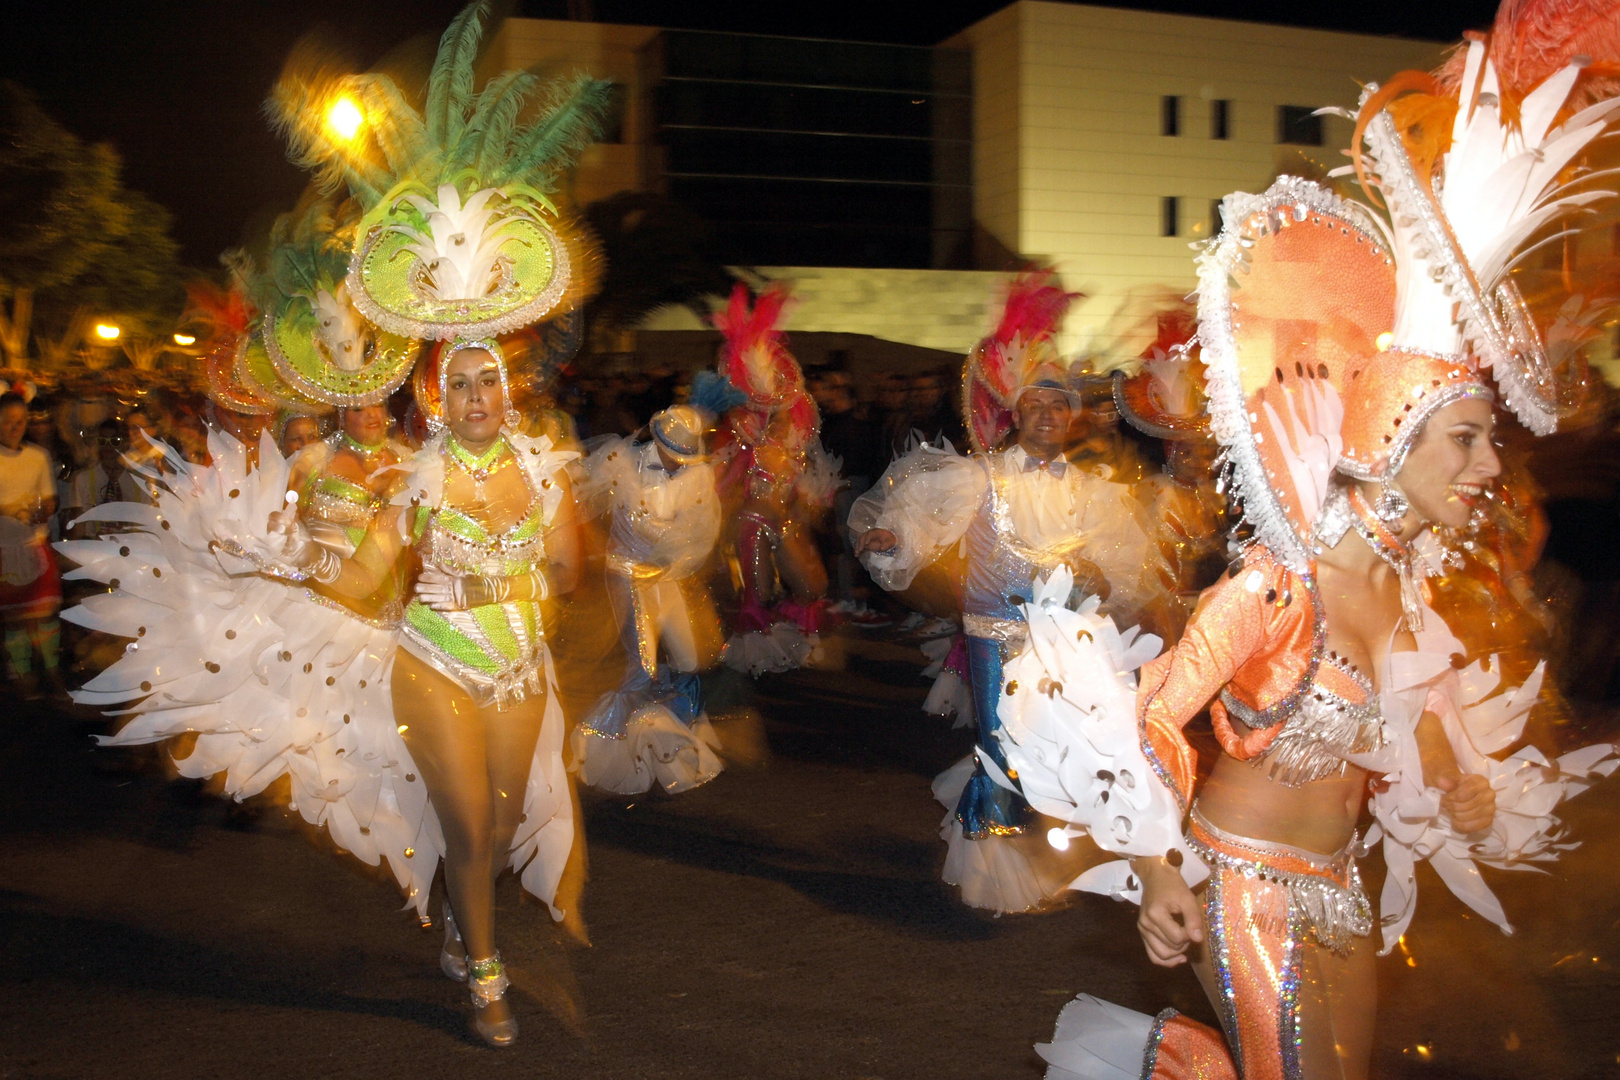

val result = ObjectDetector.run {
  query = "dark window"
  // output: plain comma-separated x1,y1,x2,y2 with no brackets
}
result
1162,196,1179,237
1211,199,1225,236
644,30,972,268
1211,99,1230,140
1161,95,1180,137
1278,105,1323,146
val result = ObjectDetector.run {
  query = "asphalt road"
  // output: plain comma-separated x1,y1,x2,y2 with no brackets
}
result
2,630,1618,1079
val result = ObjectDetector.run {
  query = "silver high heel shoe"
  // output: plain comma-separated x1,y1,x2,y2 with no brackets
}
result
468,953,518,1048
439,905,468,982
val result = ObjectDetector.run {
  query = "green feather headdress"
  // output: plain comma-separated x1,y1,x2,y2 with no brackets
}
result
266,1,614,341
258,198,421,406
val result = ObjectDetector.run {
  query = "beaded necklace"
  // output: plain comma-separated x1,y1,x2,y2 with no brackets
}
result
1347,487,1425,630
339,432,392,475
445,432,513,501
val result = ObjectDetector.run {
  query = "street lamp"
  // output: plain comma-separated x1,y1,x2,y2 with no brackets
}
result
173,333,196,346
326,96,364,141
93,322,121,341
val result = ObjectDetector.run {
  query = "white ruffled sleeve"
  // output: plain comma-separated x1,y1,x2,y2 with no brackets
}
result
1357,606,1618,953
574,434,638,522
846,440,982,591
1073,474,1168,621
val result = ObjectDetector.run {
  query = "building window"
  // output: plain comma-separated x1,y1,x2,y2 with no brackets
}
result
1161,95,1180,137
1210,199,1225,236
1162,196,1179,237
1211,99,1230,140
1277,105,1323,146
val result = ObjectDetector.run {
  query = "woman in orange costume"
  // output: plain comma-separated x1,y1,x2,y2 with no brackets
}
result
998,13,1620,1078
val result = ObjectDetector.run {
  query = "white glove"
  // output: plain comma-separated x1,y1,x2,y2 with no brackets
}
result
416,565,471,611
258,492,338,582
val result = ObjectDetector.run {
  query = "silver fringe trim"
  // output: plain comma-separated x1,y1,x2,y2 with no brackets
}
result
1245,690,1384,787
1188,811,1372,956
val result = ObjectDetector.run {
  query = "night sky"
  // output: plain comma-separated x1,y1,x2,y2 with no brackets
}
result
4,0,1500,270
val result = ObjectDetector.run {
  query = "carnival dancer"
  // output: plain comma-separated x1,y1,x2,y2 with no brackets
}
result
849,270,1163,914
712,283,843,675
63,2,610,1048
997,14,1620,1075
1112,321,1229,640
571,380,742,794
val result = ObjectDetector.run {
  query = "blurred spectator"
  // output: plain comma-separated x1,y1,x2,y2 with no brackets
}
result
906,368,965,448
64,420,147,539
0,392,62,696
874,372,914,462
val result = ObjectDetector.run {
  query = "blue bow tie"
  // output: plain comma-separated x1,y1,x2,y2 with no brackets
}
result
1022,455,1066,478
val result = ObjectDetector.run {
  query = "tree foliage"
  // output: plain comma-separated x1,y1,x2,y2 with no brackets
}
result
0,81,183,364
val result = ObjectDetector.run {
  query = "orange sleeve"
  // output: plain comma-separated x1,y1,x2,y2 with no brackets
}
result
1136,555,1285,809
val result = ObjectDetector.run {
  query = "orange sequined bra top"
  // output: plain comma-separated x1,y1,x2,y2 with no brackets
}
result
1134,544,1386,808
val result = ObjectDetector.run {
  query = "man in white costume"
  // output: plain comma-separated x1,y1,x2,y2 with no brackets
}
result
851,314,1163,913
574,403,725,794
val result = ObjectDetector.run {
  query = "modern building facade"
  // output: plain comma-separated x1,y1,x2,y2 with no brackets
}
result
488,3,1458,359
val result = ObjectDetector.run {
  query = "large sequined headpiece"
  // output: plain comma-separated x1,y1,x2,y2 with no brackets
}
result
259,199,420,407
1336,349,1491,480
1114,305,1209,442
266,1,611,343
1198,177,1396,572
1345,4,1620,436
710,281,819,457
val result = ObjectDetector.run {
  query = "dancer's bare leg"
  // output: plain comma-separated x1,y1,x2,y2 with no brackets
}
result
394,650,545,1029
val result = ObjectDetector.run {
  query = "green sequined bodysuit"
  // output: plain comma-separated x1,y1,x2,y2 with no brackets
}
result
299,446,405,627
399,449,550,711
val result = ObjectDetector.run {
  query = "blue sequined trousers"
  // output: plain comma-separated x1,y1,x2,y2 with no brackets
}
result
955,635,1031,838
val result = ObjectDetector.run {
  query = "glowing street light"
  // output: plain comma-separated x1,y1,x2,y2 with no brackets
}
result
326,96,365,141
93,322,121,341
173,333,196,346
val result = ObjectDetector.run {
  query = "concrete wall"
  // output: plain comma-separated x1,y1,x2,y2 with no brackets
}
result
483,18,657,208
946,2,1444,351
639,266,1023,355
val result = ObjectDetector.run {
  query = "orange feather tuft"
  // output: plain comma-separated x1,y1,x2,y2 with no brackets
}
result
1352,71,1444,206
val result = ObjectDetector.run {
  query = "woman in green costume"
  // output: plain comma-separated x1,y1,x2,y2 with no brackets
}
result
269,339,581,1046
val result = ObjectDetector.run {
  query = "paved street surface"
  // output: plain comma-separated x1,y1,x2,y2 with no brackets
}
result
2,629,1618,1079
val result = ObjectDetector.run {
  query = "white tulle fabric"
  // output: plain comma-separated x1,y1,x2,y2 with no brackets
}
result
575,437,721,579
931,755,1066,914
571,707,723,795
61,429,580,921
722,622,816,675
1036,995,1157,1080
850,441,1162,619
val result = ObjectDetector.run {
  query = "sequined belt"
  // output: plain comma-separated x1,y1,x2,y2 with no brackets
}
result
1187,807,1371,955
962,613,1027,651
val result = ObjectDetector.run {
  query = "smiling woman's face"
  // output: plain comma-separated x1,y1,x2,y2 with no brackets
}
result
443,347,505,446
1394,396,1501,530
